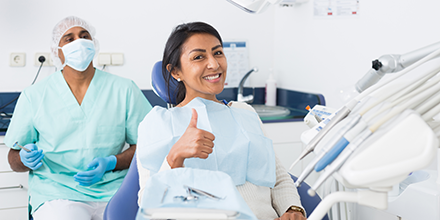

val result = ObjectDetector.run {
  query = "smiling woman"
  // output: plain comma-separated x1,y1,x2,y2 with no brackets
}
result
161,22,227,106
169,33,227,107
136,21,307,220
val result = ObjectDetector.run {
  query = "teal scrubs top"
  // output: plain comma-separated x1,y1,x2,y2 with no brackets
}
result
4,69,152,214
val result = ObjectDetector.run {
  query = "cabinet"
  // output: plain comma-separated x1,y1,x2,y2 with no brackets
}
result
0,135,29,220
262,121,319,186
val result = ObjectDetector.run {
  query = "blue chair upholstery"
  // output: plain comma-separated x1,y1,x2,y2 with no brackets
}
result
103,154,140,220
151,61,179,105
290,174,329,220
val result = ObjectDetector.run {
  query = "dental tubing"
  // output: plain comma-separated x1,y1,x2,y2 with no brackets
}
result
312,77,440,175
422,102,440,121
314,119,368,172
307,71,440,195
308,130,372,197
294,114,361,187
289,46,440,174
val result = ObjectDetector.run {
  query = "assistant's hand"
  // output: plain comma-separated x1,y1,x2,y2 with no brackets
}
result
19,144,44,170
275,210,307,220
167,108,215,168
74,155,117,186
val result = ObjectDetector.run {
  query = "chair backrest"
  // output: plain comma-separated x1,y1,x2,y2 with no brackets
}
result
103,154,140,220
290,174,329,220
151,61,178,106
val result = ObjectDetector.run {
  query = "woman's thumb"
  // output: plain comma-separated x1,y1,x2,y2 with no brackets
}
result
188,108,198,128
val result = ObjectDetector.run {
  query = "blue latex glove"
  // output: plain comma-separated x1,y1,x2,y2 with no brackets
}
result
74,155,117,186
19,144,44,170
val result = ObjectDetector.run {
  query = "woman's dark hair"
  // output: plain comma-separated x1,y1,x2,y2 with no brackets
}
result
162,21,223,105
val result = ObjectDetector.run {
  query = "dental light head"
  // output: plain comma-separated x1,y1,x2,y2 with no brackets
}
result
226,0,282,13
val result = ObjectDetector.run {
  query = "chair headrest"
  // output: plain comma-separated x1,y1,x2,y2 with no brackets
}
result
151,61,179,105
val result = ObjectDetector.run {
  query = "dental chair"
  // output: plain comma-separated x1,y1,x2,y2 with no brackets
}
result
103,61,328,220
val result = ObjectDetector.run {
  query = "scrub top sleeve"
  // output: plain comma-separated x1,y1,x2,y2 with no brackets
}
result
125,81,152,145
4,91,38,150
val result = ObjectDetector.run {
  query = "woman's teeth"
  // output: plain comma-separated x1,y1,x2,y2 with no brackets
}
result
204,74,220,80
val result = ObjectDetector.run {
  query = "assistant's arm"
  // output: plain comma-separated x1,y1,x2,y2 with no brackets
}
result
8,149,29,172
114,144,136,170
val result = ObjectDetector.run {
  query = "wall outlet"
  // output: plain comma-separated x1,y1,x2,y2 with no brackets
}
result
10,53,26,67
34,53,53,66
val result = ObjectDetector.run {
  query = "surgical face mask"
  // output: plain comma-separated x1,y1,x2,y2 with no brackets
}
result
59,38,95,72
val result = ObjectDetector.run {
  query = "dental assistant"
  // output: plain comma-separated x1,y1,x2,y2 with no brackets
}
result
5,16,152,220
137,22,306,220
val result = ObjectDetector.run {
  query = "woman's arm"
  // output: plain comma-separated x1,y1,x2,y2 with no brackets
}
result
271,157,306,219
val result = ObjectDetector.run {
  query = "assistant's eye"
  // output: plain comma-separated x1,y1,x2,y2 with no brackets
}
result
81,34,91,39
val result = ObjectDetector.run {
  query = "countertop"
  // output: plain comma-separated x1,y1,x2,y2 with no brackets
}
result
0,87,325,132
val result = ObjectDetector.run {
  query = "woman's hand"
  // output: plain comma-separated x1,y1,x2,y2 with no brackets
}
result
275,210,307,220
167,108,215,168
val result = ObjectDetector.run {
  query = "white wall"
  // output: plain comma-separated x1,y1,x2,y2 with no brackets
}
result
0,0,274,92
2,0,440,109
273,0,440,108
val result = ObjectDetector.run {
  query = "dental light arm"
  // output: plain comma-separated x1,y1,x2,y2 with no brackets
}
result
356,41,440,93
226,0,282,13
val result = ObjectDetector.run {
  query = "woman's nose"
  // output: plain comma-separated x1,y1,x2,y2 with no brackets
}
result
207,55,219,70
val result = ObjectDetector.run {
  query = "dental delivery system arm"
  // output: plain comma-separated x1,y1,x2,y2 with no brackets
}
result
356,41,440,93
295,42,440,220
291,41,440,175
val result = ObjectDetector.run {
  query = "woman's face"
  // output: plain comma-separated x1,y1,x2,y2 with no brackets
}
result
58,26,92,64
171,33,227,102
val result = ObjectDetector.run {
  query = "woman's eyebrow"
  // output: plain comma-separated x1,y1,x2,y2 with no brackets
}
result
188,45,222,55
212,45,222,50
188,48,206,55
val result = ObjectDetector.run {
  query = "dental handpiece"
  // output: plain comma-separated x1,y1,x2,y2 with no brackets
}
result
289,103,356,171
314,118,367,172
308,130,372,197
294,114,362,187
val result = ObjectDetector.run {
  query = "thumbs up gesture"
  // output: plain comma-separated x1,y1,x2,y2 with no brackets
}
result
167,108,216,169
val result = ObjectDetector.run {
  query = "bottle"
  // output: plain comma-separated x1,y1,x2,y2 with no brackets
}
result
265,70,277,106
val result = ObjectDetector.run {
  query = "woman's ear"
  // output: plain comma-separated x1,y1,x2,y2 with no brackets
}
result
168,64,181,81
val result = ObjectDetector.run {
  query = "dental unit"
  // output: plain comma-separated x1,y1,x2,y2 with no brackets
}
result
292,44,440,189
308,70,440,196
291,41,440,220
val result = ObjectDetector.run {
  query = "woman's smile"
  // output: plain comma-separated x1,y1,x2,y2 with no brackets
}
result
203,73,222,82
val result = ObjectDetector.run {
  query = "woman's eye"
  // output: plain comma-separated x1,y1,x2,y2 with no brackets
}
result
194,55,203,60
214,51,223,56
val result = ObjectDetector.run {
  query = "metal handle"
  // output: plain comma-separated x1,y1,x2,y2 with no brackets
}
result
0,184,24,190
